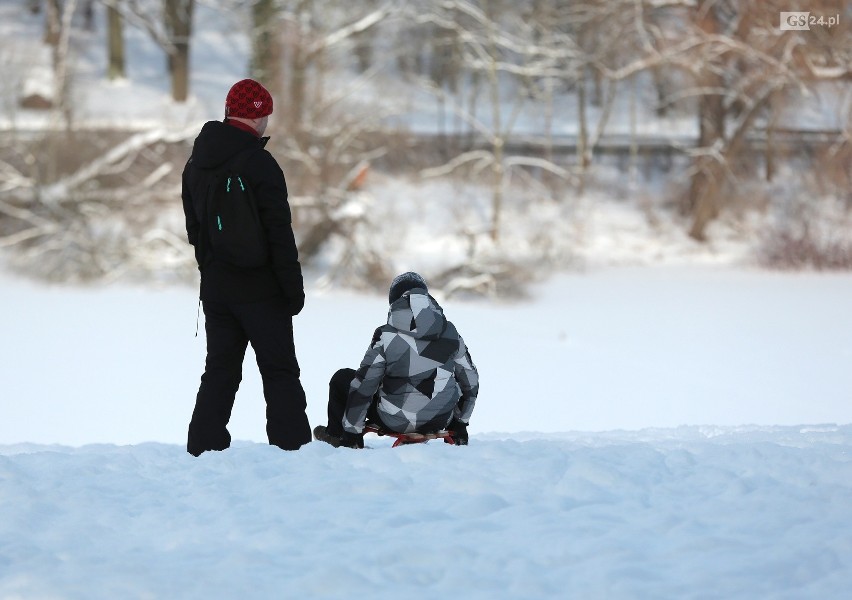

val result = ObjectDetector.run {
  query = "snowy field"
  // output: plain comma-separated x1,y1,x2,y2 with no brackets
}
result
2,269,852,598
3,268,852,445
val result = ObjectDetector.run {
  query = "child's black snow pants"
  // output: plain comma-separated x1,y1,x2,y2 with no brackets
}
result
325,368,383,437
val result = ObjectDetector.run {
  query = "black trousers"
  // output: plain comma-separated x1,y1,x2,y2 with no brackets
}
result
188,296,311,455
326,368,383,437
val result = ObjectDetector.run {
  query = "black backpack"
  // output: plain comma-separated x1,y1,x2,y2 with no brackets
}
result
203,148,268,268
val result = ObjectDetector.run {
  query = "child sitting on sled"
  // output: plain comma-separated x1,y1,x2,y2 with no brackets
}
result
314,272,479,449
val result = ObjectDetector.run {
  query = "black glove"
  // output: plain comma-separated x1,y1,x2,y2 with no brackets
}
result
275,268,305,315
286,289,305,316
340,431,364,449
448,419,468,446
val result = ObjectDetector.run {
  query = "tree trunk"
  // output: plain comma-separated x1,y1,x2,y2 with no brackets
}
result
466,72,480,151
83,0,94,31
353,0,378,75
286,0,312,138
251,0,282,93
765,123,775,182
53,0,77,126
765,91,778,182
164,0,194,103
629,73,638,195
289,48,306,134
686,166,720,241
484,0,503,243
44,0,62,46
107,4,126,80
577,66,589,196
652,66,668,116
686,3,726,241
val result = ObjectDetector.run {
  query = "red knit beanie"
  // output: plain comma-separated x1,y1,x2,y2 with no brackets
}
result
225,79,273,119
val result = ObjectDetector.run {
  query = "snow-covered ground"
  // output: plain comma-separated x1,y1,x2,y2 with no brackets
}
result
2,426,851,599
2,269,852,598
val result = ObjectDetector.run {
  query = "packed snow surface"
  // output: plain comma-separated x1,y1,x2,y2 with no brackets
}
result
1,427,851,599
2,268,851,446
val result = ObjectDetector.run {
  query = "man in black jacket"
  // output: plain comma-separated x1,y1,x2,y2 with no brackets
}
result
182,79,311,456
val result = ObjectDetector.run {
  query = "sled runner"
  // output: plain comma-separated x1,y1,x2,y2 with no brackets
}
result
363,423,456,448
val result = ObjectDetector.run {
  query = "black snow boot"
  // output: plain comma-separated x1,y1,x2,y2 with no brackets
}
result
313,425,343,448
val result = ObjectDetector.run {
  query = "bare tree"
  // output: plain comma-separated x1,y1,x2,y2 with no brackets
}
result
593,0,850,240
97,0,195,101
679,0,848,240
418,0,577,242
248,1,401,286
274,0,393,137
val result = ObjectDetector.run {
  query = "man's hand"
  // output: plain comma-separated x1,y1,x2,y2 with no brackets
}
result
287,289,305,315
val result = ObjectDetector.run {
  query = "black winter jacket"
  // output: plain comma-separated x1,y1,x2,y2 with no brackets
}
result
182,120,304,311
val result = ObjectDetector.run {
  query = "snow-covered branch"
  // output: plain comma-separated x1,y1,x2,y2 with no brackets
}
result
313,4,395,55
419,150,494,179
39,126,195,205
503,156,571,180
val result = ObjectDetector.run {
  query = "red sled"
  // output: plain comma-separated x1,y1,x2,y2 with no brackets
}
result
363,423,456,447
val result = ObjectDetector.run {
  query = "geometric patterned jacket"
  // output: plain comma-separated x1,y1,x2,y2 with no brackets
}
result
343,288,479,435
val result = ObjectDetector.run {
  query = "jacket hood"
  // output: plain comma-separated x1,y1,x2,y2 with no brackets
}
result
189,120,267,170
387,289,446,340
